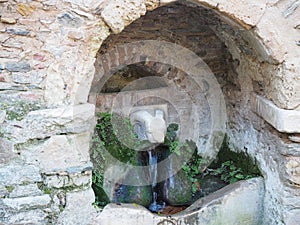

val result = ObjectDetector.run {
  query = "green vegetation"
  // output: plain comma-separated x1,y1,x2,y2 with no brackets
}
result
0,101,42,121
208,137,261,184
164,127,261,193
91,112,141,207
91,113,261,208
5,185,14,193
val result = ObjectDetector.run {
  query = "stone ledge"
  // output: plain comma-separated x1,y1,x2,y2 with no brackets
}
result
3,103,95,143
251,94,300,133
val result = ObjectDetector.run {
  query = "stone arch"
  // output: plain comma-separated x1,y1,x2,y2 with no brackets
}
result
0,0,299,224
87,1,300,224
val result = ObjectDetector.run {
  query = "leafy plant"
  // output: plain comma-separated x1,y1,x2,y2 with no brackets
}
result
210,160,257,184
164,124,205,194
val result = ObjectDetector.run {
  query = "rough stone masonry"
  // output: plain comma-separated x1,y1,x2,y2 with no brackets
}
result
0,0,299,224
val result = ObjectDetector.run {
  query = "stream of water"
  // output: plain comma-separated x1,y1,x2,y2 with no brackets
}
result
148,150,166,212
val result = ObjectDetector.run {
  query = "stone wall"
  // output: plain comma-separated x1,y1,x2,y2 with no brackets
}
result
0,0,299,224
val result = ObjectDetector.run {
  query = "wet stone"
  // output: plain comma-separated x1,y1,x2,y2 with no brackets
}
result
6,61,31,72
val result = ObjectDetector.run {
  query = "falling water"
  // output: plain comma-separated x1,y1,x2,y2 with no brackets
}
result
148,150,158,189
148,149,165,212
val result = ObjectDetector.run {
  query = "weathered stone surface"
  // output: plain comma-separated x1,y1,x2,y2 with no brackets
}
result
0,17,17,24
285,157,300,185
289,135,300,143
57,188,96,225
43,167,92,188
93,177,264,225
2,195,51,211
4,103,95,143
11,70,46,86
285,209,300,225
0,138,15,165
67,30,84,40
9,184,43,198
7,209,47,225
6,27,30,36
0,163,42,186
252,94,300,133
6,61,31,72
0,82,27,91
101,0,147,33
36,133,90,172
0,110,6,123
57,12,83,27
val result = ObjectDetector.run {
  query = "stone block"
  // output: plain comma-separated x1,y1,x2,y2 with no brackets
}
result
6,27,30,36
251,94,300,133
2,195,51,211
101,0,147,33
0,17,16,24
43,168,92,189
36,133,91,172
6,61,31,72
0,82,27,91
57,188,96,225
286,157,300,185
11,70,46,87
0,163,42,186
7,209,47,225
9,184,43,198
5,104,95,143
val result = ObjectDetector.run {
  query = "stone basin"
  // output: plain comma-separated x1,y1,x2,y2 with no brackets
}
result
92,177,264,225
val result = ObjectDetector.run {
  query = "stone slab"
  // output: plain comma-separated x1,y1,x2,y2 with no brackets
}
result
57,188,96,225
252,94,300,133
2,195,51,211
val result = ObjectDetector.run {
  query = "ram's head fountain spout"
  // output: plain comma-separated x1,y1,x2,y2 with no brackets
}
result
130,109,167,143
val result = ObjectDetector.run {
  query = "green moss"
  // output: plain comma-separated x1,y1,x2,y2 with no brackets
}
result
21,181,30,185
5,185,14,193
0,100,42,121
59,205,64,212
208,136,261,184
91,112,142,207
210,136,261,177
43,188,52,195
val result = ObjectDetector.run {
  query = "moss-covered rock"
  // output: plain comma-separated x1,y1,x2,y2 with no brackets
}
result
161,170,193,206
112,184,153,207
